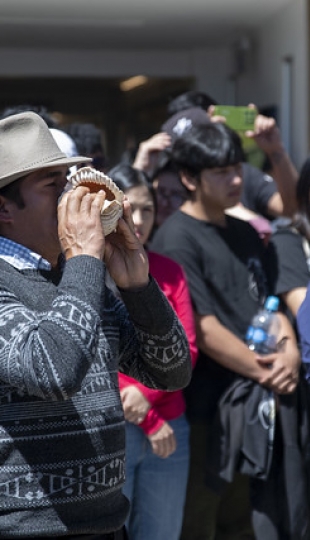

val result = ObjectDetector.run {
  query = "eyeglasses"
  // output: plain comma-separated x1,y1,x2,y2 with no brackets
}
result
156,188,187,206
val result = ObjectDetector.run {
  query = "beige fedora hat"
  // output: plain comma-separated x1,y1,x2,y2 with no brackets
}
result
0,111,92,189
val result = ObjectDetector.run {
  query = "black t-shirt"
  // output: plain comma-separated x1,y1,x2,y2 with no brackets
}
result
272,225,310,297
241,162,277,219
151,210,278,420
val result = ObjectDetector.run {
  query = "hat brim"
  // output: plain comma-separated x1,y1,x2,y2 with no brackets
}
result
0,155,92,189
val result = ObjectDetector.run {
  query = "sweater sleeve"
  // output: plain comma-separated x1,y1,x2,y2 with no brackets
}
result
165,263,198,368
118,276,192,391
128,264,197,404
0,256,105,400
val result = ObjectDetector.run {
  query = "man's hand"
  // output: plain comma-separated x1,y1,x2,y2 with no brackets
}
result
243,104,298,217
207,104,228,124
133,132,171,173
195,313,301,392
104,198,150,289
245,113,284,156
58,186,105,261
255,341,301,394
148,422,176,458
120,386,151,424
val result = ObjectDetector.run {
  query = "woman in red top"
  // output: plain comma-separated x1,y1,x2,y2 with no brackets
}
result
108,163,197,540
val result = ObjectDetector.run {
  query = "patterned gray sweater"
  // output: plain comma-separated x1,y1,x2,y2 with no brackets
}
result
0,255,191,537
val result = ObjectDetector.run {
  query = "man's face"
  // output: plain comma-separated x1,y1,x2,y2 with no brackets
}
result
197,163,243,211
4,166,68,266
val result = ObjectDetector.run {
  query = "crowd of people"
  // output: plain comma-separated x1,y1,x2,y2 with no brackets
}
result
0,90,310,540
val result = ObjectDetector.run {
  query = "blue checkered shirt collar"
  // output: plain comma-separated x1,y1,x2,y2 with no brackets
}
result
0,237,52,271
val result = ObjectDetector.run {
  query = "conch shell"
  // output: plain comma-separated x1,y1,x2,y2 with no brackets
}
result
68,166,124,236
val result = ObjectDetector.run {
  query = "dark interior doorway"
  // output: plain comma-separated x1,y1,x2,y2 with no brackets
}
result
0,76,194,167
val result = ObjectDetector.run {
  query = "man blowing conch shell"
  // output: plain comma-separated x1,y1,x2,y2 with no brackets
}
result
0,111,191,540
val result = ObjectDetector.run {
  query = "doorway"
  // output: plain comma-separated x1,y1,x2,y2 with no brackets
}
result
0,75,194,167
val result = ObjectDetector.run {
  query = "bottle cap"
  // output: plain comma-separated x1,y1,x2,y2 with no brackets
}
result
264,296,279,312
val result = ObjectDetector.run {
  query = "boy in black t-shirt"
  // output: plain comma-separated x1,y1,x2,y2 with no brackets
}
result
151,123,301,540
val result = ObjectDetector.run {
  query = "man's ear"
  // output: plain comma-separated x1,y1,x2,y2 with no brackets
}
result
180,171,197,192
0,196,14,224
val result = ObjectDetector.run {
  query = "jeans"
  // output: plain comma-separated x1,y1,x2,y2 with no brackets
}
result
123,414,190,540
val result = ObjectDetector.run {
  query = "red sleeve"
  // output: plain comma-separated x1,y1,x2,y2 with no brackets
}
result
118,373,166,434
118,373,160,406
139,408,166,435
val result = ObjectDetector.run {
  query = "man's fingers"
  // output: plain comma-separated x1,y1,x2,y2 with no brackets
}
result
247,103,258,111
89,190,106,218
122,197,136,230
256,354,276,366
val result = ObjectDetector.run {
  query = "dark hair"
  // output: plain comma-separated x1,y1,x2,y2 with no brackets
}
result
0,177,25,209
171,122,245,177
167,90,217,116
150,151,179,181
293,156,310,240
0,104,57,128
108,163,157,211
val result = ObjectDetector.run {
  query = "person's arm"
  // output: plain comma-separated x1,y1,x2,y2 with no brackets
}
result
246,114,298,218
155,258,198,367
226,203,272,244
271,228,310,317
195,312,300,394
117,276,192,391
118,258,195,428
132,132,171,175
296,285,310,381
122,256,197,398
281,288,307,318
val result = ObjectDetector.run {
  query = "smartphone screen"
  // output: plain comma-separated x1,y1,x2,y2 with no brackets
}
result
213,106,265,169
213,105,257,132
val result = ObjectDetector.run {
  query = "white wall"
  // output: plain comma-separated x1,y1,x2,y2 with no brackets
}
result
188,47,234,104
0,48,192,78
0,45,232,104
0,46,230,81
236,0,308,168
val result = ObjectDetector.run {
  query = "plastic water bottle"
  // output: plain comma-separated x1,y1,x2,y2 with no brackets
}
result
245,296,280,354
245,296,280,450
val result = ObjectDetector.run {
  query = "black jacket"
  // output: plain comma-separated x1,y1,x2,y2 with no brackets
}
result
205,375,310,539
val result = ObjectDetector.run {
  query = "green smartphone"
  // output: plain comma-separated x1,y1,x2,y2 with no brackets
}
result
213,105,257,132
